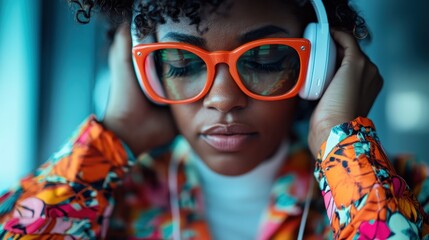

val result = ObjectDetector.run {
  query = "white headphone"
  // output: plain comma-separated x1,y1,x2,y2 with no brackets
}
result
300,0,337,100
132,0,336,101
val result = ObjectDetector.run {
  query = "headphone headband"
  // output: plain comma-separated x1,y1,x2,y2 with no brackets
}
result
299,0,337,100
310,0,329,24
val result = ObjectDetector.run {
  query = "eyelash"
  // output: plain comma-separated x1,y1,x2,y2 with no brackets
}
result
239,58,286,73
165,62,206,78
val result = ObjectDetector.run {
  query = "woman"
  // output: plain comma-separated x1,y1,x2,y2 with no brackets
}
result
0,0,427,239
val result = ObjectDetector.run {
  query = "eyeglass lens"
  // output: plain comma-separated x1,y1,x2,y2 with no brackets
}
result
145,44,300,101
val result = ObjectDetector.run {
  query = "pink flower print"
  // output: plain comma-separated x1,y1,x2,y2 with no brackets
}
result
46,203,97,219
76,127,91,144
48,218,73,234
322,190,335,223
4,197,47,234
392,176,406,197
359,220,390,240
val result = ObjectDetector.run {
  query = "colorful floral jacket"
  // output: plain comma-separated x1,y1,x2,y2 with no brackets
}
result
0,116,428,239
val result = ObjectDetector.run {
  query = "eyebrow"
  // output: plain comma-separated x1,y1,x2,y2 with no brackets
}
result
161,25,289,48
239,25,290,43
162,32,207,48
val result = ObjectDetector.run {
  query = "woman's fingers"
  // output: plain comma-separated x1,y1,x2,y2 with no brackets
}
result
330,29,364,65
110,23,132,64
107,24,149,115
109,23,137,87
308,29,383,157
103,23,178,155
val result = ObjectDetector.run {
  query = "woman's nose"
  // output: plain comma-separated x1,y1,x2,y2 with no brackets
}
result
203,64,248,112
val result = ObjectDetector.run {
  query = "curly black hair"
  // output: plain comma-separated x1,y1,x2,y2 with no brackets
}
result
68,0,369,40
67,0,369,123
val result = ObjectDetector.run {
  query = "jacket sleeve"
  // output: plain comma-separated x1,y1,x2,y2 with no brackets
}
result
314,117,429,239
0,116,135,239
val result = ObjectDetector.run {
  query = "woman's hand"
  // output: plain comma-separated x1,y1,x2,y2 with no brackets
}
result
103,24,178,156
308,29,383,157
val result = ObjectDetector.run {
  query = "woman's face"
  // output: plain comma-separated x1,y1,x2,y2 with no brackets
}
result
134,0,304,175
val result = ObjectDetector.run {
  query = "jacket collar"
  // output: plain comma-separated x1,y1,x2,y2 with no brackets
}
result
175,137,313,239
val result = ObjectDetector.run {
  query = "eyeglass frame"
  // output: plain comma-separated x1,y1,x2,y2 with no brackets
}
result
132,38,311,104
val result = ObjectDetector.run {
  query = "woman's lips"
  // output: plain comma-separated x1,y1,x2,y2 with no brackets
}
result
200,124,257,152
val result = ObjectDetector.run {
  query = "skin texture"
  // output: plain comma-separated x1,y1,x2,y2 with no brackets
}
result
103,0,383,176
154,1,302,175
308,29,383,155
103,25,178,155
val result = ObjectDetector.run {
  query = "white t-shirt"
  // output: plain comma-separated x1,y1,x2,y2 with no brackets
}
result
191,140,289,240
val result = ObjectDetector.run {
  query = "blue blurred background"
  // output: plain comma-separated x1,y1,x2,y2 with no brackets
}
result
0,0,428,191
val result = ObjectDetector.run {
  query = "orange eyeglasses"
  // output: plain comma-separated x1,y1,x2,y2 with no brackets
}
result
132,38,311,104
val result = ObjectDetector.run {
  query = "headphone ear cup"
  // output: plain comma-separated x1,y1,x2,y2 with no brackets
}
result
300,23,317,99
324,35,337,93
299,23,337,100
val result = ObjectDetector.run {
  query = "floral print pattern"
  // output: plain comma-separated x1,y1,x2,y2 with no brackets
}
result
0,116,428,239
314,117,429,239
